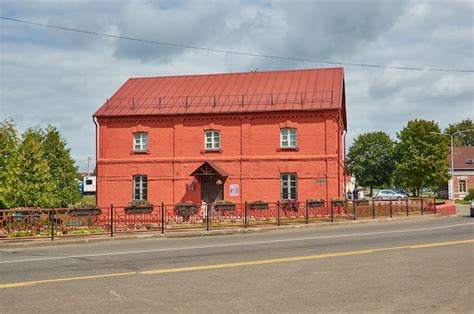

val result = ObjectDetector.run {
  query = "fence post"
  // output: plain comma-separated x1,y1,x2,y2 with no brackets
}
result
420,197,424,215
389,199,393,218
277,201,280,226
372,199,375,220
330,203,334,223
161,202,165,234
406,198,409,216
305,200,309,224
352,201,356,221
244,201,248,229
206,204,210,231
110,204,114,237
50,209,55,241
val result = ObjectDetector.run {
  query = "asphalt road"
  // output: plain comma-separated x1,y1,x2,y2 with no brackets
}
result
1,217,473,313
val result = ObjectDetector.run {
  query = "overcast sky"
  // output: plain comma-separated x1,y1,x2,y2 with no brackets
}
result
1,0,473,171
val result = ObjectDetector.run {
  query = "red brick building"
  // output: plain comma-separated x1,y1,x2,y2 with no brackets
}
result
93,68,347,208
450,146,474,199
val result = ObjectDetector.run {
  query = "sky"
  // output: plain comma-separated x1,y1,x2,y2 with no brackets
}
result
1,0,473,171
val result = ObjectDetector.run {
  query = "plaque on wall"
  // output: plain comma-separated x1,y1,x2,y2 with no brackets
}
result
229,184,240,196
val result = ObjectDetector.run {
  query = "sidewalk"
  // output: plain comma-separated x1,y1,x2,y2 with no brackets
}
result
455,204,471,217
0,214,449,249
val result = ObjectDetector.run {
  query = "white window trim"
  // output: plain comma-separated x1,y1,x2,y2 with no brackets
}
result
205,130,220,150
458,179,467,193
133,175,148,200
134,132,148,151
280,128,297,148
280,173,297,200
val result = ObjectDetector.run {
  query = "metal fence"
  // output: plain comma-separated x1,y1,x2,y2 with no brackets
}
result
0,198,437,241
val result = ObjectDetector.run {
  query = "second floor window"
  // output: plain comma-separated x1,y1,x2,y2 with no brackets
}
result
205,130,220,150
134,132,148,151
133,175,148,200
280,128,297,148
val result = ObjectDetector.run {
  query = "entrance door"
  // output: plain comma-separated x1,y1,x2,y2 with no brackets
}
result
201,175,223,204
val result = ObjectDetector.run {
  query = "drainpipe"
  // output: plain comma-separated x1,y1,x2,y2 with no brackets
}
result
343,130,347,198
93,116,99,205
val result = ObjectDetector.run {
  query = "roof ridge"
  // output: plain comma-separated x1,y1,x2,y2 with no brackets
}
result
128,67,344,80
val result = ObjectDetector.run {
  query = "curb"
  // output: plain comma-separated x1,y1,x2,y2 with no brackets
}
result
0,214,448,249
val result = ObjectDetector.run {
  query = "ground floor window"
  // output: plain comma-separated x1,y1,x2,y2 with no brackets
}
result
459,179,466,193
281,173,297,200
133,175,148,200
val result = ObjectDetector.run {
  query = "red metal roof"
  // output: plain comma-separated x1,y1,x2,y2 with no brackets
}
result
450,146,474,170
94,67,345,124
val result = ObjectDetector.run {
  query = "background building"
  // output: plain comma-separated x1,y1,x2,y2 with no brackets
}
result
449,146,474,200
93,68,347,208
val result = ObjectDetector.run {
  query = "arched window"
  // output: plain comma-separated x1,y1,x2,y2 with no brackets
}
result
459,179,467,193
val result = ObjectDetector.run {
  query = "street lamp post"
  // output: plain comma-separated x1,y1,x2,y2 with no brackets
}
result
431,129,474,200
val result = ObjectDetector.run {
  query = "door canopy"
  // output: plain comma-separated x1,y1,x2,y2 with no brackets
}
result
190,161,228,178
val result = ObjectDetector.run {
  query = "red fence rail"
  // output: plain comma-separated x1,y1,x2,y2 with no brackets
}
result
0,198,437,241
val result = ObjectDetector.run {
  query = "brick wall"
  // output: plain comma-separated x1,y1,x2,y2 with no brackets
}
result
453,174,474,199
96,110,344,207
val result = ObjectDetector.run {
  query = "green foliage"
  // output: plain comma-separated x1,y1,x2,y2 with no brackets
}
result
444,119,474,146
394,119,450,195
464,189,474,201
0,119,19,208
3,128,53,207
346,131,395,195
1,121,81,209
42,126,81,207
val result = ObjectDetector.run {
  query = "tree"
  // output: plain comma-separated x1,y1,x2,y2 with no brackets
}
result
3,128,53,208
394,119,449,196
0,119,19,208
444,119,474,146
42,126,81,207
346,131,395,196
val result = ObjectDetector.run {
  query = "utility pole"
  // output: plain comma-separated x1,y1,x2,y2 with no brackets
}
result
87,156,91,176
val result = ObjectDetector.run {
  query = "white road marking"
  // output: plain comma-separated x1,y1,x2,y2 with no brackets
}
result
1,222,472,264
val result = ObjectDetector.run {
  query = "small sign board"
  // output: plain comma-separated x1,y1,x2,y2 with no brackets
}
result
229,184,240,196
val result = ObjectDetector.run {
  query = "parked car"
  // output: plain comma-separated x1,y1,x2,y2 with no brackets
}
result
374,189,408,200
392,188,409,196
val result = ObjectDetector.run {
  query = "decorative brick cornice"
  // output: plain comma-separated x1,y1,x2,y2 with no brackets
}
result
97,110,337,125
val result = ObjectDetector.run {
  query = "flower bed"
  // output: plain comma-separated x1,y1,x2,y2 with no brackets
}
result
125,200,154,214
214,201,236,211
248,200,269,210
307,199,325,208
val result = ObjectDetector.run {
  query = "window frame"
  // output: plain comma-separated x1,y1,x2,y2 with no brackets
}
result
204,130,221,150
280,173,297,200
459,179,467,193
133,132,148,152
133,175,148,201
280,128,297,148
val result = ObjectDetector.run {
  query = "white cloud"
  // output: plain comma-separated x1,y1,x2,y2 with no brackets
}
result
0,0,473,170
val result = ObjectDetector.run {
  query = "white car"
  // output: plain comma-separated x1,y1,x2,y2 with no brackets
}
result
374,189,408,200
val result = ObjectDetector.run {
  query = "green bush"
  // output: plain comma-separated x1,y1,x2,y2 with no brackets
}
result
463,189,474,201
